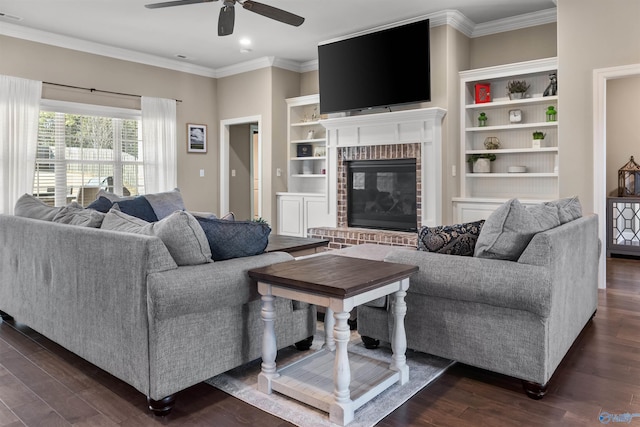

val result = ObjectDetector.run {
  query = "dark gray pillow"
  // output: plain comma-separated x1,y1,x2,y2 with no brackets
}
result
196,217,271,261
418,220,484,256
86,196,114,213
474,199,560,261
115,197,158,222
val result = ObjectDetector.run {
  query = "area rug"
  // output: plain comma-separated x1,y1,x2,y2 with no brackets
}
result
206,324,454,427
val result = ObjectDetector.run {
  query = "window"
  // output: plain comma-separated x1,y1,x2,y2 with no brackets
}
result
34,100,144,207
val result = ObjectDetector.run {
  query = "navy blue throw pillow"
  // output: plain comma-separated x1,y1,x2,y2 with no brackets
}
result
86,196,114,213
196,217,271,261
115,197,159,222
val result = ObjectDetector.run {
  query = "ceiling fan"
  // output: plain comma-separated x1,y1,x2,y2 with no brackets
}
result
145,0,305,36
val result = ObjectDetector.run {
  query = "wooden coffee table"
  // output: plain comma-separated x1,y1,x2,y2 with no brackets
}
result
248,254,418,426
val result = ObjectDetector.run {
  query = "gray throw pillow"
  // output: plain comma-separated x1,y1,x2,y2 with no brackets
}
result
14,193,63,220
418,220,484,256
544,196,582,224
101,209,212,266
52,204,106,227
142,188,185,219
474,199,560,261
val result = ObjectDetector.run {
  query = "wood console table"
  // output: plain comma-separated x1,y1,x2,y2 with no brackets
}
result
248,255,418,426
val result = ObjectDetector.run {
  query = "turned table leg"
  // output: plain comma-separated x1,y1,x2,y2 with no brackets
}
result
258,292,278,394
390,280,409,385
323,307,336,351
330,310,354,426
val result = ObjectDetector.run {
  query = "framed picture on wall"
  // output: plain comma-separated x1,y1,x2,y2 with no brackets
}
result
187,124,207,153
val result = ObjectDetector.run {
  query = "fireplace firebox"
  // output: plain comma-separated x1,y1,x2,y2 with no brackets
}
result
346,159,417,232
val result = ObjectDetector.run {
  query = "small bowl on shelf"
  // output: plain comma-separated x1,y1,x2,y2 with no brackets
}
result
508,165,527,173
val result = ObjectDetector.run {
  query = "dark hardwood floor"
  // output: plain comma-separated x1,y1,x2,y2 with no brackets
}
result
1,256,639,426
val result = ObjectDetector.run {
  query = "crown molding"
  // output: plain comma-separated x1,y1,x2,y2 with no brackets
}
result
1,8,557,78
471,8,557,38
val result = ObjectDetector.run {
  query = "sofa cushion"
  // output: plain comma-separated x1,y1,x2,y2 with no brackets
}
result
474,199,560,261
196,217,271,261
52,204,106,227
114,197,158,222
544,196,582,224
14,193,63,220
86,196,115,213
96,188,185,220
418,220,484,256
101,209,212,265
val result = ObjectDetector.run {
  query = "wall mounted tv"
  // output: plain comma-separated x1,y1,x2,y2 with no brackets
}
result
318,18,430,115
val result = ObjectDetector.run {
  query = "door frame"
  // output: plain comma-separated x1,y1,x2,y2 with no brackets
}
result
593,63,640,289
219,115,262,217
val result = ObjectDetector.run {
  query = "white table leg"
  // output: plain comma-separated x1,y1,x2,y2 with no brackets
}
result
258,292,278,393
323,307,335,351
330,310,354,426
390,284,409,385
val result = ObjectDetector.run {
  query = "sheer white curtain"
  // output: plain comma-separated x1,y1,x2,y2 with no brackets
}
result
141,97,177,194
0,75,42,214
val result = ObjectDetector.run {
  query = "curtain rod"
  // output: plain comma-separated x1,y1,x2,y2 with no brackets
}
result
43,81,182,103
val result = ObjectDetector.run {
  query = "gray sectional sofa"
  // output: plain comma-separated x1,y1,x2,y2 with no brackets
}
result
358,199,600,398
0,195,316,415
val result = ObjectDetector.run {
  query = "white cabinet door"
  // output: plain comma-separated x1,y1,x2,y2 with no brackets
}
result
277,195,304,237
304,196,329,232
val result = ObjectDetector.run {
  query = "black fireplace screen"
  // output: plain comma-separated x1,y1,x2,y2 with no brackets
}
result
346,158,417,232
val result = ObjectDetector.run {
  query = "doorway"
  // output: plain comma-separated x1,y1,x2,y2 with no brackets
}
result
219,116,262,219
593,63,640,289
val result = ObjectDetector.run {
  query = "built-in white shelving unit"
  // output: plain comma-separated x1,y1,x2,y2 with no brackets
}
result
453,57,559,223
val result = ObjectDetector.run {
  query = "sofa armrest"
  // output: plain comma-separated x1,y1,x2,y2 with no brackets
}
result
384,249,552,317
147,251,294,321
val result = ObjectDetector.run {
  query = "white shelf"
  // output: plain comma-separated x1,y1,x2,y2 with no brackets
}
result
466,147,558,154
466,95,558,110
291,120,322,127
291,174,326,178
291,138,326,144
291,156,326,161
466,172,558,178
466,121,558,132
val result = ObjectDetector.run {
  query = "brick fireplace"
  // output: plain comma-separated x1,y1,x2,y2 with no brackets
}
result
308,107,446,250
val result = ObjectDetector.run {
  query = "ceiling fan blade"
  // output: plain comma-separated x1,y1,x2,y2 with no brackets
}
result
145,0,215,9
218,3,235,36
240,0,304,27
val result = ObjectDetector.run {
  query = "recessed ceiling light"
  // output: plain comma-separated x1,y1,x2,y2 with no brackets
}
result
239,38,251,47
175,54,190,60
0,12,23,21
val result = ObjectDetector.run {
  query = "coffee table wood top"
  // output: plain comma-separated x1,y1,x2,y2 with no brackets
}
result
265,235,329,254
248,254,418,299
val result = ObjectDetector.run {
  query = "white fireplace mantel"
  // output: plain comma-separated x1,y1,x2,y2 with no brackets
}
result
321,107,447,228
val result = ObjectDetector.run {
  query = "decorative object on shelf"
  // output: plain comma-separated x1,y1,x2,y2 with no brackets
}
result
478,112,487,127
468,153,496,173
187,123,207,153
543,72,557,96
483,137,500,150
313,146,326,157
306,129,315,139
532,131,546,149
506,80,530,100
311,106,318,121
546,106,557,122
508,165,527,173
297,144,312,157
509,109,522,123
617,156,640,196
475,83,491,103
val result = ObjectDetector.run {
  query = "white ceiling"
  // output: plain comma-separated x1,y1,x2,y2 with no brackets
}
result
0,0,557,77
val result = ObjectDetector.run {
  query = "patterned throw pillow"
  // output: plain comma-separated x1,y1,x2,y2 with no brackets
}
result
417,220,485,256
196,217,271,261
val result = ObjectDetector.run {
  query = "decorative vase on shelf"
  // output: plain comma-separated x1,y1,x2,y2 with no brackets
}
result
473,158,491,173
532,131,546,149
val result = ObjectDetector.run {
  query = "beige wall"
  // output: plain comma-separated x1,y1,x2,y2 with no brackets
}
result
606,76,640,196
300,70,319,96
469,23,557,69
558,0,640,212
0,35,219,213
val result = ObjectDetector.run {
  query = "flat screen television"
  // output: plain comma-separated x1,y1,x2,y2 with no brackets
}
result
318,19,430,115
